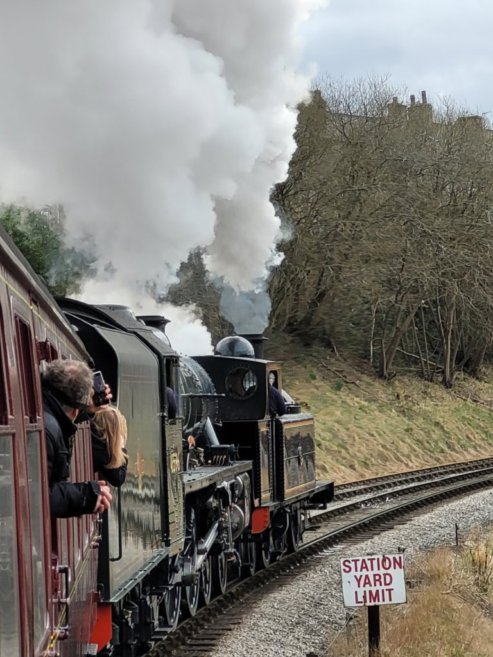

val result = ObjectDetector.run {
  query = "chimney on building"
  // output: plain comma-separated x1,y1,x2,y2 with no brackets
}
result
408,89,433,123
410,94,416,106
387,96,407,121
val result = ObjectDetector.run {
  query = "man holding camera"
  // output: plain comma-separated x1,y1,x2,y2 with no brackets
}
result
42,359,112,518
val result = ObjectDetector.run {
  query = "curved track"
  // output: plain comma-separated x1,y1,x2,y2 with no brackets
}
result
144,458,493,657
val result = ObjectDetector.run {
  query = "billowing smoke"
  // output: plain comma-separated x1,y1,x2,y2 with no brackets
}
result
83,279,213,355
219,286,272,335
0,0,324,344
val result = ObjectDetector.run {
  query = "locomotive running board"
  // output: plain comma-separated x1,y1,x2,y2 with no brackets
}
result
306,480,335,508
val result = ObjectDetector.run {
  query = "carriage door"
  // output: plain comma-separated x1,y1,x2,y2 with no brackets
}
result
0,305,23,656
13,307,51,656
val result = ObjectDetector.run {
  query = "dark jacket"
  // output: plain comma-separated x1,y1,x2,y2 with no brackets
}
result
43,390,100,518
269,385,286,417
91,424,128,488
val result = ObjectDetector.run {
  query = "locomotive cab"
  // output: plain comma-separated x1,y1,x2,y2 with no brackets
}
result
193,336,334,511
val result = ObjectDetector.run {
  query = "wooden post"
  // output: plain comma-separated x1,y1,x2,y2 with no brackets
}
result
368,605,380,656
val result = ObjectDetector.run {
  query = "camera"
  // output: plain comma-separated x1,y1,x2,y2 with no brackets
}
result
93,371,109,406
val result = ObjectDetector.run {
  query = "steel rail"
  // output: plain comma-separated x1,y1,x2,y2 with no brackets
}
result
144,460,493,657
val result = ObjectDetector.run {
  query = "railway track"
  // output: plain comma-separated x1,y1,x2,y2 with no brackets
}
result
145,458,493,657
334,456,493,499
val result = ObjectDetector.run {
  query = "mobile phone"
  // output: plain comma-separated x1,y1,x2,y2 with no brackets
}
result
93,371,109,406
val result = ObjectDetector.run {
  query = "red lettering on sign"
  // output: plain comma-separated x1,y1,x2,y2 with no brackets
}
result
342,559,352,574
354,588,396,605
392,555,403,569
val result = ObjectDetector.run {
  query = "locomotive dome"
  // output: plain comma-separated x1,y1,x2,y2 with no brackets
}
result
214,335,255,358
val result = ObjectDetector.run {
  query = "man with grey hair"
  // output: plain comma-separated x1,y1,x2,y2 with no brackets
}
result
43,359,112,518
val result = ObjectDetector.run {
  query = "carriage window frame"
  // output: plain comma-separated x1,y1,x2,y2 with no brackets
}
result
14,316,38,422
0,307,9,424
26,431,49,650
0,435,21,655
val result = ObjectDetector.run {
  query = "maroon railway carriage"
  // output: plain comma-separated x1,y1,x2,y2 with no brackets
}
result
0,225,99,657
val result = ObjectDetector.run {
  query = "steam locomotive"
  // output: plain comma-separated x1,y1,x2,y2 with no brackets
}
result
0,222,333,657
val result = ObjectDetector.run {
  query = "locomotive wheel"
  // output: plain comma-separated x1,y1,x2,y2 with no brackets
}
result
200,555,213,606
212,551,228,595
288,508,303,553
273,533,287,560
258,535,271,569
183,573,200,617
160,555,182,630
241,540,257,577
182,508,200,617
161,584,181,630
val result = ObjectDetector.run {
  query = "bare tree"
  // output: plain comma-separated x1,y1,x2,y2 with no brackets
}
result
271,78,493,384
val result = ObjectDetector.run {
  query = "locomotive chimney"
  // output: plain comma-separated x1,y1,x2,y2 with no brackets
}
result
137,315,170,334
239,333,268,359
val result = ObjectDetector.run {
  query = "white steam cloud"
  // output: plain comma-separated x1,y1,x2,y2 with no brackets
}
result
0,0,325,344
81,279,213,355
219,287,273,335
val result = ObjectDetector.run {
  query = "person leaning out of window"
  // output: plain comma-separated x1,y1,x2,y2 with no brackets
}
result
91,405,128,487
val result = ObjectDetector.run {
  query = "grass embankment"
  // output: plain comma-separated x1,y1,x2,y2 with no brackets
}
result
267,339,493,483
266,340,493,653
327,531,493,657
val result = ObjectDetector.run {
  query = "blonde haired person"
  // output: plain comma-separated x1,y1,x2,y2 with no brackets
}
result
91,406,128,487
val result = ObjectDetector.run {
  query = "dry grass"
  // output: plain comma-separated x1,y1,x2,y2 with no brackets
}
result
327,534,493,657
270,339,493,483
265,341,493,653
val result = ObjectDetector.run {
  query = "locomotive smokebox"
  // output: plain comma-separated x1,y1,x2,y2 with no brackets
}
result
239,333,268,359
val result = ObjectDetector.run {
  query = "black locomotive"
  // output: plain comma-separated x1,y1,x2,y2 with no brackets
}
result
58,298,334,655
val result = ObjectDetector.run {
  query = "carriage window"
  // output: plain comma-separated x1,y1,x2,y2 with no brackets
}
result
15,317,38,422
225,367,258,400
0,437,21,655
36,339,58,362
26,432,48,649
0,310,8,424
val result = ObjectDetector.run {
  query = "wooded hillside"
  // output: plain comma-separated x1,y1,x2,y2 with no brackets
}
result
271,80,493,387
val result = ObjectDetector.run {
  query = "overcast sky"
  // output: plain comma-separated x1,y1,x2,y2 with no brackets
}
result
302,0,493,117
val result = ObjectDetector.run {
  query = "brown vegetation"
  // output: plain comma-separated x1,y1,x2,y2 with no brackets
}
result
269,336,493,483
327,531,493,657
271,79,493,387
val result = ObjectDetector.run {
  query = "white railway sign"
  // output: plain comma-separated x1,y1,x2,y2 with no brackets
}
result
340,554,406,607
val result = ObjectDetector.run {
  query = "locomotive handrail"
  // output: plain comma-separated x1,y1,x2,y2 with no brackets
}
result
109,487,123,562
180,392,226,398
